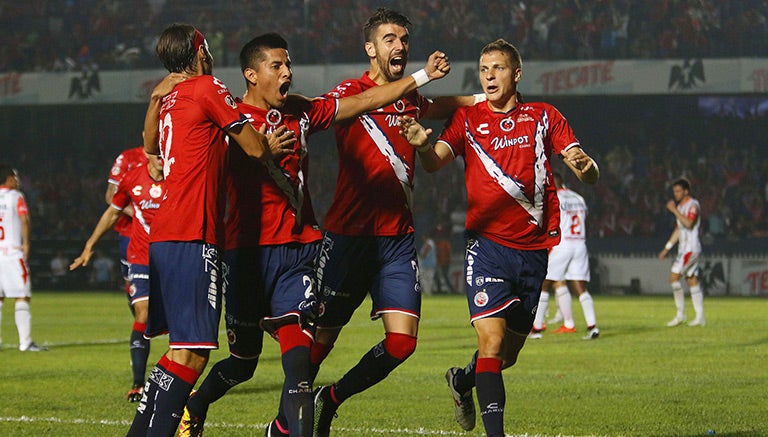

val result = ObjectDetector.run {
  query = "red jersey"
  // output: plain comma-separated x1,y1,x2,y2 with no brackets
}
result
108,146,148,236
234,98,337,246
437,101,579,250
150,75,248,246
111,166,166,265
322,73,432,236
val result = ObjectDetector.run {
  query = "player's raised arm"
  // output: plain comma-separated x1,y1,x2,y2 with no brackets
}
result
397,115,454,173
562,146,600,184
70,206,122,270
334,50,450,123
143,73,186,157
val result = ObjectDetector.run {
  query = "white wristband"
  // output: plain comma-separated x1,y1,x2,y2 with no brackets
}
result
416,143,431,153
411,69,430,87
664,241,673,250
473,93,487,104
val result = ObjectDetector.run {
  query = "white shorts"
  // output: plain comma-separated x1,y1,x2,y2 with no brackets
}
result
671,251,700,278
545,242,590,282
0,256,32,298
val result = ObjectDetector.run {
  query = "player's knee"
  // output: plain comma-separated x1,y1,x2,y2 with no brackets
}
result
670,280,683,291
225,355,259,382
383,332,417,360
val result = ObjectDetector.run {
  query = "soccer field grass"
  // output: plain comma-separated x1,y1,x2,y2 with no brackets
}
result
0,291,765,437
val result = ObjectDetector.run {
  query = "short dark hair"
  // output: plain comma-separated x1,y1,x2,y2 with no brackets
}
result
156,23,198,73
363,8,411,42
672,177,691,192
480,39,522,71
240,33,289,72
0,165,17,181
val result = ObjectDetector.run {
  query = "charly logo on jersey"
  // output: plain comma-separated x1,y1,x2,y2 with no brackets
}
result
132,185,143,196
499,117,515,132
266,108,283,127
474,290,489,307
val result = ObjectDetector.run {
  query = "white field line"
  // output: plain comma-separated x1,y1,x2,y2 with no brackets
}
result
0,415,602,437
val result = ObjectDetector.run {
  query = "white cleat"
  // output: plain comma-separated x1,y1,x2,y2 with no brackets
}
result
688,318,706,327
666,316,687,327
583,327,600,340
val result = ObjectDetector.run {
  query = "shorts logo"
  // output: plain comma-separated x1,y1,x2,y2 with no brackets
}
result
475,276,484,286
129,283,137,297
474,290,489,307
227,328,236,345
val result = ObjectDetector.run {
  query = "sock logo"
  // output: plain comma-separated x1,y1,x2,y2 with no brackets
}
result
481,402,504,416
373,341,385,358
148,366,174,391
289,380,312,394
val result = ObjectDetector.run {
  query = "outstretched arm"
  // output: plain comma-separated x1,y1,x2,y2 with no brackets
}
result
70,206,122,270
397,115,454,173
334,51,451,123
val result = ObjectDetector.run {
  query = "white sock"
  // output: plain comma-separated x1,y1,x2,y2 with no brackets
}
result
579,291,597,328
533,291,549,330
690,284,704,320
671,281,685,319
0,300,3,344
15,300,32,350
555,286,575,328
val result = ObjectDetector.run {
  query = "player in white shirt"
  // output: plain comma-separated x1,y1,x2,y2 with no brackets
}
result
0,166,47,351
658,178,704,326
530,172,599,340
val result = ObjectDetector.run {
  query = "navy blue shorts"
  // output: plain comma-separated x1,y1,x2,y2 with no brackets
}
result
463,232,547,334
315,232,421,328
128,263,150,305
119,235,130,281
222,243,319,357
146,241,224,349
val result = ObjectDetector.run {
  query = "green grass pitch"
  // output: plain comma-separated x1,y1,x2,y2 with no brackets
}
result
0,291,765,436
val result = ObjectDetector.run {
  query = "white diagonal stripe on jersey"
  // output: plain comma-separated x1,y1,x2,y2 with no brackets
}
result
360,114,413,211
464,118,547,227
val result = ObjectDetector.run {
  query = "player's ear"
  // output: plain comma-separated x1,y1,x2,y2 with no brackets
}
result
243,68,258,86
514,68,522,83
364,41,376,58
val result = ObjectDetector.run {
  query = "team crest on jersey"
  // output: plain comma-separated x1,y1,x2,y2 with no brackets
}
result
225,95,237,109
474,290,489,307
266,109,283,126
111,167,120,176
149,184,163,198
500,117,515,132
393,99,406,113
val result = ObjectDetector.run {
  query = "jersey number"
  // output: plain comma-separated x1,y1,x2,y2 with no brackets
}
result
570,214,582,236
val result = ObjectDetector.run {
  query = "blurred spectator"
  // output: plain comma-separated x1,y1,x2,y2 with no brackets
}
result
90,250,115,289
49,250,69,287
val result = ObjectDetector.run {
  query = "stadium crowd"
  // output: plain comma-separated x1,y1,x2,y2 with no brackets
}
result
2,0,767,73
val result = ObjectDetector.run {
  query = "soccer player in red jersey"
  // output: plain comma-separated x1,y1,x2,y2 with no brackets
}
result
310,9,478,436
125,24,293,436
106,146,147,302
399,39,598,436
174,32,450,437
71,153,166,401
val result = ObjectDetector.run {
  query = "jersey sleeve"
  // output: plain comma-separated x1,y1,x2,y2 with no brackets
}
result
16,194,28,216
415,91,432,120
436,107,468,157
545,104,580,155
108,153,126,185
307,97,339,134
687,201,700,222
111,180,131,211
198,76,249,131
